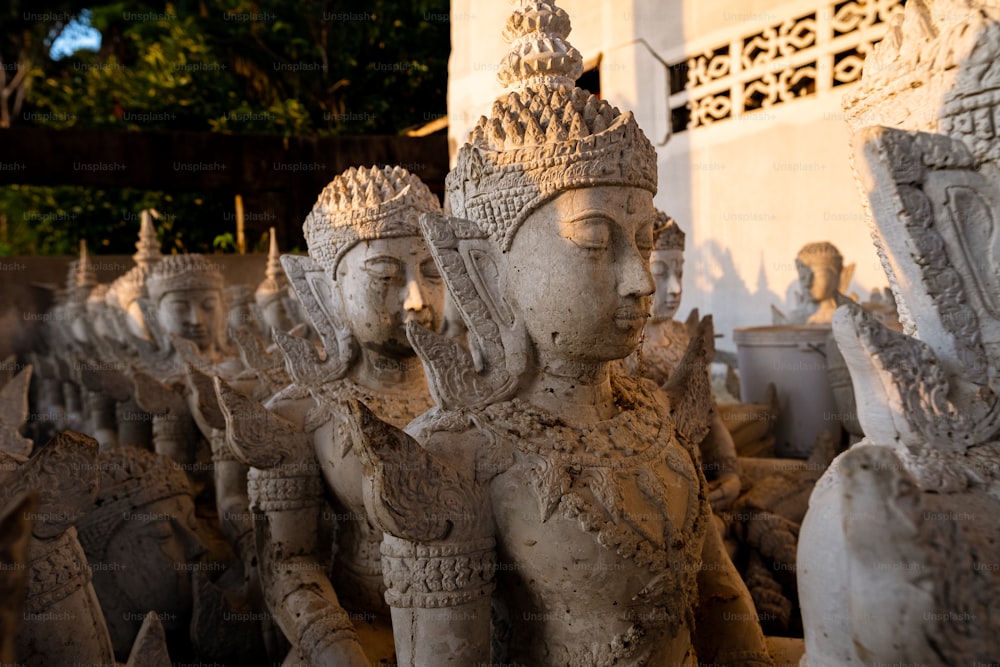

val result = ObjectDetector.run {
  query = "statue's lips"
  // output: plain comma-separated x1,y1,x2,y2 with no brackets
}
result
182,327,209,343
613,308,647,329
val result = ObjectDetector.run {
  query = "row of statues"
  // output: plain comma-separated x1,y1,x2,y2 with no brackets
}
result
5,2,776,664
7,0,1000,665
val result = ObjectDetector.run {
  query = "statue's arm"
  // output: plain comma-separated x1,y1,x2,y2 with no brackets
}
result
348,401,495,667
704,411,741,511
695,513,774,667
250,465,370,667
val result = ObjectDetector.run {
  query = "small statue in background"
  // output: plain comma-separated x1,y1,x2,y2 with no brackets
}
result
254,227,297,338
624,214,741,513
773,241,854,325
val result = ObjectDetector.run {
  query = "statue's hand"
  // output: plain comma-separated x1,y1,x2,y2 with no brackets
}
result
708,472,741,512
346,399,490,543
311,639,372,667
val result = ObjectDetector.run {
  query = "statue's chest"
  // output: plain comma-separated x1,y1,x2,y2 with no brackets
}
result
491,439,702,575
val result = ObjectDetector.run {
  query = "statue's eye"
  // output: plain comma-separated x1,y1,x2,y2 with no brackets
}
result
635,224,653,253
560,217,610,250
650,261,667,276
364,257,402,279
420,259,442,282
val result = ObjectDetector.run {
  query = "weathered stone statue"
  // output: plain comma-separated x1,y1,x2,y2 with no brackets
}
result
216,164,445,666
254,227,297,338
133,253,238,468
76,446,208,661
772,242,853,326
624,214,741,513
1,430,113,667
799,1,1000,664
349,2,772,665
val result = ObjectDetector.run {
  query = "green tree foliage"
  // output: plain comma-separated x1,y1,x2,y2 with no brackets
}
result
1,0,449,255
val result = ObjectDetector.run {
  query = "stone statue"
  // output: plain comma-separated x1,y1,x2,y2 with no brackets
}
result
144,254,230,364
216,164,445,666
131,253,239,468
348,2,773,665
226,284,257,334
76,446,209,661
625,214,741,513
798,1,1000,664
1,430,114,667
254,227,297,338
772,241,853,325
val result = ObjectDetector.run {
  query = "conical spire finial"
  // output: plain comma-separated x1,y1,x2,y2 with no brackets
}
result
265,227,282,284
76,239,97,291
134,209,163,271
496,0,584,94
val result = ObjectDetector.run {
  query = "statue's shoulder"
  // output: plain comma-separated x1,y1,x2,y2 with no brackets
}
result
407,406,514,481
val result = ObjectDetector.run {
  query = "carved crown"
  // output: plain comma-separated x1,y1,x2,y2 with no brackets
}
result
303,165,441,279
77,447,193,556
106,265,151,310
133,209,163,272
447,0,658,251
497,0,583,93
653,212,685,251
146,254,226,303
255,227,289,304
796,241,844,273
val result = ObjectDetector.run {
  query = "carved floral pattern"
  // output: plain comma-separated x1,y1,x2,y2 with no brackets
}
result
670,0,905,132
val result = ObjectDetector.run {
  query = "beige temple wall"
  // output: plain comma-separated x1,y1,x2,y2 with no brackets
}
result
447,0,891,353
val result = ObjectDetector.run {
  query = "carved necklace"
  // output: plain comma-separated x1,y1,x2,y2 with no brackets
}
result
473,374,708,633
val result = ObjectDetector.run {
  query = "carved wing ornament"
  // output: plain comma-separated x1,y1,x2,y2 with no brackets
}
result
834,303,1000,452
213,375,309,469
272,328,347,391
843,125,1000,448
230,326,276,373
132,369,186,417
661,315,716,448
0,431,100,539
279,255,354,387
345,399,488,544
408,211,522,410
184,364,227,431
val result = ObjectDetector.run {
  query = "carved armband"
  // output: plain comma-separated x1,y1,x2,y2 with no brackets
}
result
209,429,238,463
380,535,496,608
246,466,323,512
24,528,92,614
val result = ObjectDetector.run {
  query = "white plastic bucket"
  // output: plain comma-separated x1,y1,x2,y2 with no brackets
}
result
733,325,841,458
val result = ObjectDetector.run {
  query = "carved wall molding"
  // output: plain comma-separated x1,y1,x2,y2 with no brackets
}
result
669,0,906,132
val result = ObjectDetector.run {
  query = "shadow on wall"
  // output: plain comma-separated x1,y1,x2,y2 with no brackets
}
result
691,240,783,351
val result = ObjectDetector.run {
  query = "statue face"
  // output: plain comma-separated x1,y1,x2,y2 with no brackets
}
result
650,249,684,321
336,236,444,358
503,186,655,365
797,260,839,303
156,288,225,353
259,295,294,333
103,494,206,631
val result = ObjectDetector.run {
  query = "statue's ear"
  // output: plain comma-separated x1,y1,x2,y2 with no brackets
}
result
280,255,353,367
